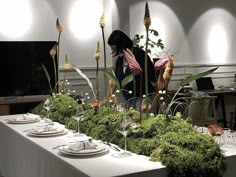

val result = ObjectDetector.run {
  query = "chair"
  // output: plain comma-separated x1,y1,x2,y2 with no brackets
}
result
183,96,218,126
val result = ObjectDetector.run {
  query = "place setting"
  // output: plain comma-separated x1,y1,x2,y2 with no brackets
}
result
6,113,40,124
26,122,68,137
56,136,109,157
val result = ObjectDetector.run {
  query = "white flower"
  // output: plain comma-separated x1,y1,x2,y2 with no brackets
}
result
116,90,120,93
44,98,50,106
162,90,166,94
85,92,89,96
128,90,132,94
150,113,155,117
160,97,164,100
142,94,146,98
131,123,138,129
158,90,162,94
109,99,113,103
112,94,115,98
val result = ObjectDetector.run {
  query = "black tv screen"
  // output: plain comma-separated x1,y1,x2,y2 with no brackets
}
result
0,41,57,97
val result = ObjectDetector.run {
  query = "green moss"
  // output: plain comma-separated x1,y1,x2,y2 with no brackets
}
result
32,96,227,177
32,94,78,125
128,138,160,156
80,110,226,177
150,132,226,177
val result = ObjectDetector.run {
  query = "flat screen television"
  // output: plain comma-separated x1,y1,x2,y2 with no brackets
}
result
0,41,58,97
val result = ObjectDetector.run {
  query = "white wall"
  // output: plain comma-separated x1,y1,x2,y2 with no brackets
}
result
0,0,114,99
0,0,113,69
112,0,236,122
113,0,236,86
115,0,236,65
0,0,235,104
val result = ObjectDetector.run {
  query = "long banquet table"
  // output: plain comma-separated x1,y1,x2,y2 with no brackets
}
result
0,114,167,177
0,114,236,177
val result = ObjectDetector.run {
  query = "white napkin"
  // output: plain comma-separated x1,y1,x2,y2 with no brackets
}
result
68,141,97,152
34,124,64,133
15,113,40,121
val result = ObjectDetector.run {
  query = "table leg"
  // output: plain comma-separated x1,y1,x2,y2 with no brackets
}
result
215,96,227,127
219,96,227,127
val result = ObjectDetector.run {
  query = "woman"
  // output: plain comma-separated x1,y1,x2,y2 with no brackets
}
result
107,30,156,102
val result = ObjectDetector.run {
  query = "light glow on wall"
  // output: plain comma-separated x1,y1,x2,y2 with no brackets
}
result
151,18,166,43
0,0,32,38
69,0,103,40
129,1,186,61
208,24,228,63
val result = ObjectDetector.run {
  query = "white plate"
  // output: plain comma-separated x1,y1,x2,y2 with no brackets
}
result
62,143,106,154
27,130,68,137
59,145,109,156
29,128,64,135
60,143,107,154
7,118,40,124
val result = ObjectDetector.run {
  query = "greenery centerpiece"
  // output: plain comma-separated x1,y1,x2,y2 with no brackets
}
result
32,3,227,177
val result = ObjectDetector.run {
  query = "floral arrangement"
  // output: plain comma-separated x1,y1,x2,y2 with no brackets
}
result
33,102,227,177
31,2,227,177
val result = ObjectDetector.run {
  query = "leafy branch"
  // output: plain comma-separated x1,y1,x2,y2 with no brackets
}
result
133,29,164,55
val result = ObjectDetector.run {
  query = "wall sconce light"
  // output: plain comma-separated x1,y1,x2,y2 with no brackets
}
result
208,24,228,63
69,0,103,40
0,0,32,38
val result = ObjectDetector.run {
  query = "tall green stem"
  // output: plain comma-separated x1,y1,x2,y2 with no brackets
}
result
144,29,149,118
62,69,68,94
52,56,57,91
96,60,99,100
101,27,107,98
133,74,136,109
139,73,143,125
56,31,61,92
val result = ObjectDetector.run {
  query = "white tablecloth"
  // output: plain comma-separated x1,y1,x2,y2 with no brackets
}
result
0,114,236,177
0,114,167,177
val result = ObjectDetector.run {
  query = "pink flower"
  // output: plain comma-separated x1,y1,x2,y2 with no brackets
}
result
89,100,102,108
141,102,152,111
123,48,142,75
208,124,223,136
157,69,165,90
154,55,174,90
154,57,168,70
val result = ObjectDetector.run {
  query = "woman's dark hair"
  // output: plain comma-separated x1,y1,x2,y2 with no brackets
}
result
108,30,133,56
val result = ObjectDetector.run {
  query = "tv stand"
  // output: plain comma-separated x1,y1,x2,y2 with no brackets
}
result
0,95,48,115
